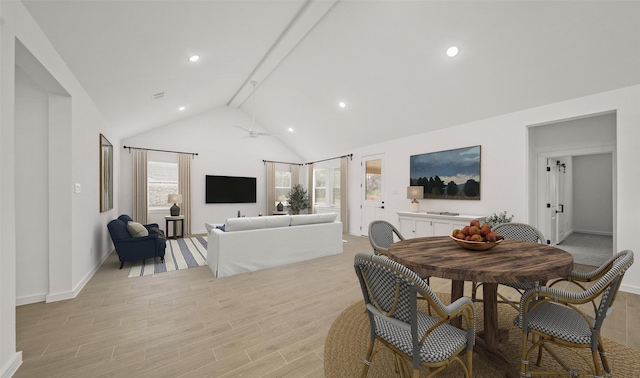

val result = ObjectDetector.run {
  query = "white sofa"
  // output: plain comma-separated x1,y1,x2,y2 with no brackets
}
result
205,213,343,278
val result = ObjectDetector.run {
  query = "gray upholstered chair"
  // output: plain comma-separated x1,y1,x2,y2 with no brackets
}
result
471,222,546,310
368,220,430,285
353,253,475,378
515,250,633,377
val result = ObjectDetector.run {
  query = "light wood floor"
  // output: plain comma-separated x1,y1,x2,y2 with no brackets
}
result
14,234,640,377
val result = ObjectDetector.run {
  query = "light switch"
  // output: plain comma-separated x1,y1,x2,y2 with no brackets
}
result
74,183,81,193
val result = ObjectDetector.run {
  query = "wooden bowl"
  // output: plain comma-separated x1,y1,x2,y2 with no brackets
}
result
449,235,503,251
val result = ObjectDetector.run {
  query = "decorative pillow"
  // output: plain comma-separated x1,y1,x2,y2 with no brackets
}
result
317,213,338,223
225,216,268,232
148,227,167,240
290,214,321,226
127,221,149,237
216,224,226,232
264,215,291,228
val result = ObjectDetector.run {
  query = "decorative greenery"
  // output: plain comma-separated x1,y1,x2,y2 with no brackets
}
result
486,211,513,228
286,184,309,215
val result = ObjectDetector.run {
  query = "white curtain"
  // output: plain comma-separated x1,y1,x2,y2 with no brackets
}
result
307,163,314,214
266,162,276,215
132,149,148,224
291,164,299,187
340,156,349,233
178,153,192,235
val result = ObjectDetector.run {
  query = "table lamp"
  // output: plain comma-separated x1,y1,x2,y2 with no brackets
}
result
407,186,423,212
276,194,285,212
168,193,183,216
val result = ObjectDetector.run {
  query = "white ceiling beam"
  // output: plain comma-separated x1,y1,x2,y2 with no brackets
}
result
227,0,338,108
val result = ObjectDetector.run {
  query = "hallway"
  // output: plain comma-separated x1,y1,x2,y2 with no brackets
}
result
557,232,612,267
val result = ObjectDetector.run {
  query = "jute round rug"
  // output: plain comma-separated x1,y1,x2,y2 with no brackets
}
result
324,293,640,377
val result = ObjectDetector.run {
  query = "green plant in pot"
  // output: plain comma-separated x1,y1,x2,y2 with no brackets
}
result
286,184,309,215
486,211,514,228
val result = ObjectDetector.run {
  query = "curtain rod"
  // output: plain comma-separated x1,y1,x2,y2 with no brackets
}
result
305,154,352,165
262,159,304,166
123,146,198,157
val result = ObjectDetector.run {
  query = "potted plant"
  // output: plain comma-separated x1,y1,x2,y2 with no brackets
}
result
286,184,309,215
486,211,513,228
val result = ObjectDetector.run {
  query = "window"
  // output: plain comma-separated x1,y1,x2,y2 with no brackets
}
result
314,166,341,207
314,168,327,205
365,159,381,200
275,166,292,205
148,161,178,209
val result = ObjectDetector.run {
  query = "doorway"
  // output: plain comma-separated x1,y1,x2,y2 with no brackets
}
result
530,112,615,266
360,154,385,236
15,40,73,304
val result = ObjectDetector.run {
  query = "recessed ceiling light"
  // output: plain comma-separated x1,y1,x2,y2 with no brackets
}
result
446,46,459,57
188,55,200,62
288,127,294,132
178,106,186,111
338,101,347,108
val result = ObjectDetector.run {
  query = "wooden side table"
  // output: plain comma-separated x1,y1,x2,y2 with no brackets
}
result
165,215,184,239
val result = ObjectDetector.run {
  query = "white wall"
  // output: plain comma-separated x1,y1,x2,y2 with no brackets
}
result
0,2,21,375
14,66,50,303
573,153,613,235
121,107,304,234
1,2,120,376
345,85,640,295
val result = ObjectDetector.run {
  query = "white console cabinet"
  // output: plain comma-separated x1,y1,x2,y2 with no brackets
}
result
398,212,487,238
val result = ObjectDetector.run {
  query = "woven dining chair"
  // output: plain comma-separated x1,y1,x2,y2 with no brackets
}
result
353,253,475,378
514,249,634,377
368,220,430,286
368,220,405,257
471,222,546,310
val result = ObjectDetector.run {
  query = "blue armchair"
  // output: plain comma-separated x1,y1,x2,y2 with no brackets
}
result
107,215,166,269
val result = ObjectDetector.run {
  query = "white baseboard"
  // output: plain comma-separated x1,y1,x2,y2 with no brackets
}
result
45,249,113,303
621,283,640,296
1,351,22,378
571,229,613,236
17,249,114,305
16,293,47,306
45,290,76,303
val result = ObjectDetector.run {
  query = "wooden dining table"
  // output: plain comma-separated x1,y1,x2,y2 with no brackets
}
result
388,235,574,377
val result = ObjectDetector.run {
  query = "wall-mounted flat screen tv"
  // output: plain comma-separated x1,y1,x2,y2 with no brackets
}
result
205,175,257,203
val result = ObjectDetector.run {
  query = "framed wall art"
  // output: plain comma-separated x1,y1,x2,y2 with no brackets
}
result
100,133,113,211
410,145,481,200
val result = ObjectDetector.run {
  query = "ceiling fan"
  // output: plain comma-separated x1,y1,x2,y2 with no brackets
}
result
234,81,275,138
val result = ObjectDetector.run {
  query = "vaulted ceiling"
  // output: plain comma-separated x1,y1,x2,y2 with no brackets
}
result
22,0,640,161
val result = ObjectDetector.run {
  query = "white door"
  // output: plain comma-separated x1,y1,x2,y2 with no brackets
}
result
556,162,567,243
546,158,567,245
361,154,385,236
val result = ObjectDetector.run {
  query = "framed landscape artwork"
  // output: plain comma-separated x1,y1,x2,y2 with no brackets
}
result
410,145,481,200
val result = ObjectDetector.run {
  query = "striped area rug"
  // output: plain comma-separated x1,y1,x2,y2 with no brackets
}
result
128,236,207,278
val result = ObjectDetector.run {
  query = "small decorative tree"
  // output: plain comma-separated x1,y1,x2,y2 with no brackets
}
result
286,184,309,215
486,211,514,228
